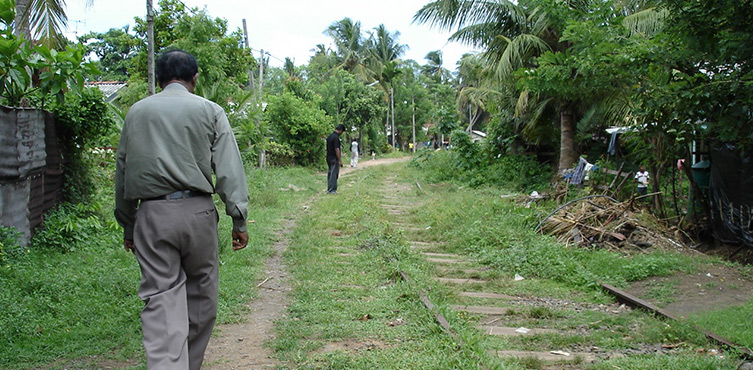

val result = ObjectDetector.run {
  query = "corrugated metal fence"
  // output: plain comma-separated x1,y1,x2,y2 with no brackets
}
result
0,106,64,245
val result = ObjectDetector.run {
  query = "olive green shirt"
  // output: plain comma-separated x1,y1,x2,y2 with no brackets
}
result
115,83,249,240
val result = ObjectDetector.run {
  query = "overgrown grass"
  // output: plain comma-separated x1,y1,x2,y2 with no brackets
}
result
410,149,551,192
272,165,495,369
0,153,322,369
391,160,744,368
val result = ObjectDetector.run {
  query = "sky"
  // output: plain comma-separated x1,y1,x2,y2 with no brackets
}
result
63,0,480,70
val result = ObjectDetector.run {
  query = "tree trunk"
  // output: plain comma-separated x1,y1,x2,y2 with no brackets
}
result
558,102,577,172
14,0,31,40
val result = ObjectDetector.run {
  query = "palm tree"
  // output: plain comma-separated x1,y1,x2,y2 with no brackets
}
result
325,18,370,81
422,50,451,83
15,0,92,49
414,0,662,172
364,24,407,150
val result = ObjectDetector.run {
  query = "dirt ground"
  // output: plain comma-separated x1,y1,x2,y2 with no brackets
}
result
628,262,753,319
201,156,410,369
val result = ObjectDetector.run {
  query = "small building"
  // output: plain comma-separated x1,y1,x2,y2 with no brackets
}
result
87,81,127,102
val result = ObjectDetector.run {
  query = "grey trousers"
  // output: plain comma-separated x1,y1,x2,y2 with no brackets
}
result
327,159,340,193
134,195,219,370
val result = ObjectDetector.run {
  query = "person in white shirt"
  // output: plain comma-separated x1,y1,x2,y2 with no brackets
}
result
350,139,359,168
635,165,649,196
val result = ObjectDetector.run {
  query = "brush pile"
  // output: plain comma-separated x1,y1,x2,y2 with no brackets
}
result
537,196,684,252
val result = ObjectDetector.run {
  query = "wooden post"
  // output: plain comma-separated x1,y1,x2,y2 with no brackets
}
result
258,49,266,168
242,19,255,91
411,96,416,153
146,0,155,95
390,87,395,151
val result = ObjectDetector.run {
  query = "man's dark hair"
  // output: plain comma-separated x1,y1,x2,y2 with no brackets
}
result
335,124,346,132
156,49,199,86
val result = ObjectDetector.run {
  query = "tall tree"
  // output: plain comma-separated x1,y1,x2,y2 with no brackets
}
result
415,0,659,172
325,17,370,80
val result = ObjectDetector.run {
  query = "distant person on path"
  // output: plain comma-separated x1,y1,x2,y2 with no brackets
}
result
115,49,249,370
350,139,359,168
635,165,649,196
326,124,345,194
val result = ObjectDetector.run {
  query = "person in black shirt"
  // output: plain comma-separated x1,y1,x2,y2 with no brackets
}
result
326,124,345,194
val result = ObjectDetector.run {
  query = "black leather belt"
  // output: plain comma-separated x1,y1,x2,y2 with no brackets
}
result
142,190,207,202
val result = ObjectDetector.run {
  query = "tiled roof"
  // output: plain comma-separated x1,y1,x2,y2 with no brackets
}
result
87,81,127,102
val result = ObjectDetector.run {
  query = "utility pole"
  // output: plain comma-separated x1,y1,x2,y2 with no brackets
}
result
242,19,254,90
412,96,416,153
390,87,395,151
258,49,264,98
146,0,155,95
257,49,266,168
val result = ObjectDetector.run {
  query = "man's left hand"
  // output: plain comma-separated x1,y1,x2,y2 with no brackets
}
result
232,231,249,251
124,239,135,254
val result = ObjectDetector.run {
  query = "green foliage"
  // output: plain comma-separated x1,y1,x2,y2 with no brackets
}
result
265,92,331,166
31,203,103,253
52,88,115,203
0,0,99,107
263,140,295,166
78,27,140,81
0,226,23,266
450,130,480,171
130,0,256,105
411,143,551,191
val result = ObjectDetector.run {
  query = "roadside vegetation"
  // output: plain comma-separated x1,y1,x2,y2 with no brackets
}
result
268,161,745,369
2,0,752,368
0,154,321,369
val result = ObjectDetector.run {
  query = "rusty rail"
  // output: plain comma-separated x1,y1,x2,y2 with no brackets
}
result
601,282,753,360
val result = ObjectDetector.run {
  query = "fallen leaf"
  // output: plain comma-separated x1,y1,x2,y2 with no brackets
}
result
332,231,342,236
359,314,372,321
247,220,255,223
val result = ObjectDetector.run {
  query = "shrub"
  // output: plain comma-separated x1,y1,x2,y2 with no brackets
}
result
31,203,103,253
0,226,23,265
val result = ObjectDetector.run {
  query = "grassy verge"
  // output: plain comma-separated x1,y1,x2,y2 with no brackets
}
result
393,161,743,369
0,159,321,369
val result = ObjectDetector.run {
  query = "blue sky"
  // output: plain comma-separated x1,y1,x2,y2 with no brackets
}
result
64,0,480,70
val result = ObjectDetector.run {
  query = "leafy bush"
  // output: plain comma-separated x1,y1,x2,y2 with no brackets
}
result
264,140,295,166
52,88,115,203
265,92,331,166
0,226,23,265
31,203,103,253
410,144,550,191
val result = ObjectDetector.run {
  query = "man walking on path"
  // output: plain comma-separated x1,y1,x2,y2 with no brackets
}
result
326,124,345,194
115,49,249,370
350,138,359,168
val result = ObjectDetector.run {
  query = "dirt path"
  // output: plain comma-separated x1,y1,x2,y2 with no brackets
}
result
201,156,408,369
339,155,410,176
202,216,296,369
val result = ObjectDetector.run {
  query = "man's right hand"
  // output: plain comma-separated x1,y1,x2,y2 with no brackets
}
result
232,231,249,251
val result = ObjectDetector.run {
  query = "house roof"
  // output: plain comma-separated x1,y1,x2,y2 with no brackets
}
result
87,81,127,102
471,130,487,137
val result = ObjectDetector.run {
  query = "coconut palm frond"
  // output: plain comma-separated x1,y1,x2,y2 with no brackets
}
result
520,95,555,142
515,89,530,117
492,33,549,78
623,7,668,36
20,0,68,48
